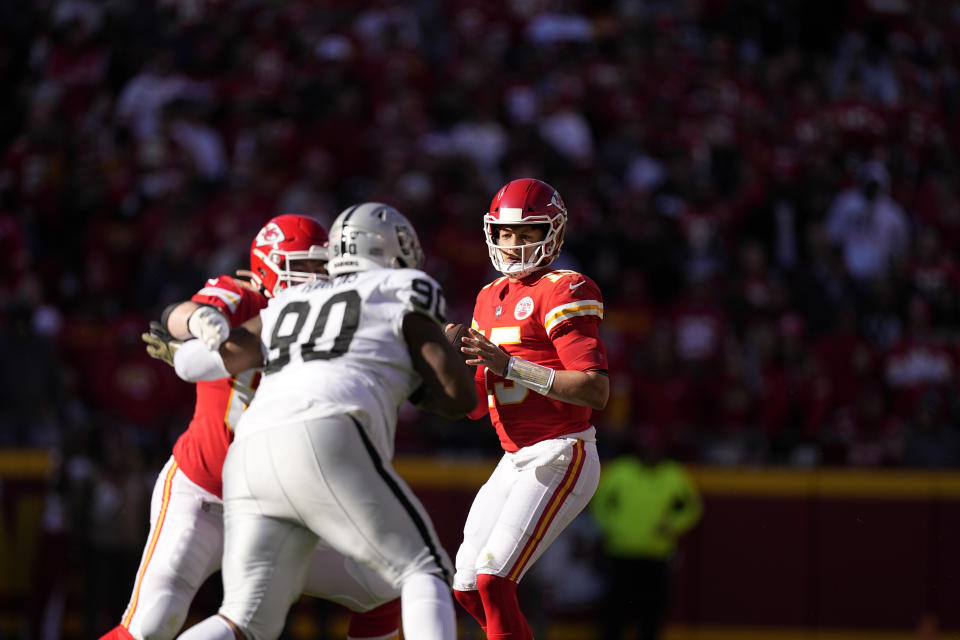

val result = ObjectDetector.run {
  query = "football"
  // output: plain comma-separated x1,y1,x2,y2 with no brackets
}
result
444,323,472,363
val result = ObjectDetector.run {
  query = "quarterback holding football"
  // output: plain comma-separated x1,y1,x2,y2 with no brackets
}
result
451,178,609,638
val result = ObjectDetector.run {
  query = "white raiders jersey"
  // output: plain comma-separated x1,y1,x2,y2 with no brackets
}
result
236,267,447,461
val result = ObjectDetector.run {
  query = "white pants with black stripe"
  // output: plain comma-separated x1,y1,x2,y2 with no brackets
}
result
217,415,454,640
122,457,400,640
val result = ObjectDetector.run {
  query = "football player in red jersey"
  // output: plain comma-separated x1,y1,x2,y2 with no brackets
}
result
99,215,401,640
451,178,609,638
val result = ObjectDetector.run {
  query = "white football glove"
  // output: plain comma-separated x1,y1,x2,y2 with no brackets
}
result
187,305,230,351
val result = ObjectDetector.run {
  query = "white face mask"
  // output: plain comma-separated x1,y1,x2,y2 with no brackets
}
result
255,247,328,296
484,222,563,278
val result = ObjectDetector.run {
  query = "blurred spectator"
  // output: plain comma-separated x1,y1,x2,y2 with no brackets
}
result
906,225,960,331
1,0,959,473
811,303,881,423
115,51,207,142
884,295,955,419
790,223,857,336
702,338,762,465
825,159,909,283
81,430,151,638
591,429,702,640
0,302,64,445
165,99,227,184
630,324,696,449
3,4,960,638
838,382,902,467
667,275,729,376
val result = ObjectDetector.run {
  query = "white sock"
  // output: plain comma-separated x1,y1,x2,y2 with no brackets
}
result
177,614,237,639
400,573,456,640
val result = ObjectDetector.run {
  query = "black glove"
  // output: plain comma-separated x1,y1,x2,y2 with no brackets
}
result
142,321,183,366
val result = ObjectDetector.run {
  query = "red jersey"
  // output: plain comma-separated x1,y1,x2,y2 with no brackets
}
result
469,269,608,452
171,275,267,497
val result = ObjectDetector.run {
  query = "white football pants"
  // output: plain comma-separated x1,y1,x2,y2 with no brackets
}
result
212,415,454,640
453,431,600,589
121,456,399,640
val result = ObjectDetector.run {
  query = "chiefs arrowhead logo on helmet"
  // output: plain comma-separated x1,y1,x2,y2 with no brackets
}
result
550,190,567,217
255,222,286,246
249,215,328,297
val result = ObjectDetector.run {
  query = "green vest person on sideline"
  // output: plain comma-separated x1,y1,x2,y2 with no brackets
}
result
591,428,702,640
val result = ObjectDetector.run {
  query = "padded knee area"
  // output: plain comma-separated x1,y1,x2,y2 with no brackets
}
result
130,593,191,640
141,607,188,640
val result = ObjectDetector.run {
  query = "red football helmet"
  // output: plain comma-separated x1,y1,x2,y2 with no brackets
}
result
484,178,567,277
249,214,328,297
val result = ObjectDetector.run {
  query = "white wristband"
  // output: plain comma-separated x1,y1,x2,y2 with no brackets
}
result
503,356,556,395
173,339,230,381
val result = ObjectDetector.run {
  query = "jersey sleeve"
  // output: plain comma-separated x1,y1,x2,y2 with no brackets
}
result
552,321,608,372
542,273,607,372
190,275,253,326
541,273,604,337
390,269,448,326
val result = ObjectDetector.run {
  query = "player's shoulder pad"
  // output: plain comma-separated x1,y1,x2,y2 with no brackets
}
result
538,269,604,335
389,268,447,325
480,276,509,292
537,269,602,299
192,274,248,314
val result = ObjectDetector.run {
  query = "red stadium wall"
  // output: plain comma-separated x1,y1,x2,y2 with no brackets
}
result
2,452,959,638
396,460,960,637
668,470,960,635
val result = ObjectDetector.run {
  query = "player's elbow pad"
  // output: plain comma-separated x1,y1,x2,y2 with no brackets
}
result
173,339,231,381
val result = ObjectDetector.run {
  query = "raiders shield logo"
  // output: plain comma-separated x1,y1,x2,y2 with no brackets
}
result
396,225,415,257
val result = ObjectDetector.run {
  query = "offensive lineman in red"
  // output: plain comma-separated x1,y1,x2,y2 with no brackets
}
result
100,215,400,640
451,179,609,638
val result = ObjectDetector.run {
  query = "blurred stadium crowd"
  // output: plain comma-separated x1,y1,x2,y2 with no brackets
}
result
2,0,960,477
4,0,960,634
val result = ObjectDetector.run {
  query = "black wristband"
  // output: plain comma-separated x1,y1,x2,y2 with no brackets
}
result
160,302,181,333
